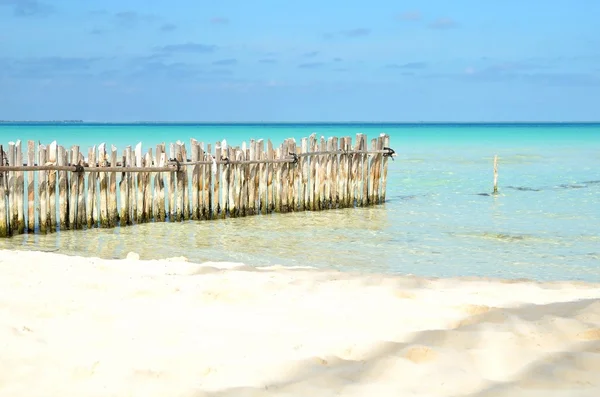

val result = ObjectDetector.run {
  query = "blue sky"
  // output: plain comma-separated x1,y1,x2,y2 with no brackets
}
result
1,0,599,121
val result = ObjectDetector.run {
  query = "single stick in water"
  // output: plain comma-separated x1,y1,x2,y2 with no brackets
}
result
493,155,499,194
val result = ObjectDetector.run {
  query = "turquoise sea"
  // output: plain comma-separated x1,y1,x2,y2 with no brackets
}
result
1,123,599,282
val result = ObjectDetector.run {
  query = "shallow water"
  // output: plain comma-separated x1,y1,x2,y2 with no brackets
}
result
1,123,599,281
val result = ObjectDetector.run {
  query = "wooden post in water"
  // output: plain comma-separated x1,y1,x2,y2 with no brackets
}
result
47,141,57,232
69,146,78,228
14,141,25,234
87,146,97,228
318,137,327,210
359,134,368,207
331,137,339,208
77,152,86,228
109,145,118,227
0,146,9,237
227,146,235,217
180,142,189,220
300,138,308,211
381,134,391,202
7,143,15,230
493,155,499,195
232,148,242,217
308,134,317,211
258,139,266,214
134,143,143,223
213,141,220,218
119,150,128,226
240,142,249,217
27,141,35,232
176,142,185,221
38,144,48,233
191,139,199,220
266,140,274,213
351,135,362,207
145,149,153,221
248,140,256,216
219,141,228,218
368,138,377,204
374,135,384,204
155,145,166,222
289,139,298,211
98,144,109,228
57,145,69,230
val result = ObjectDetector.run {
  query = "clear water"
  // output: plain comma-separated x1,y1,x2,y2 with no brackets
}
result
1,123,599,282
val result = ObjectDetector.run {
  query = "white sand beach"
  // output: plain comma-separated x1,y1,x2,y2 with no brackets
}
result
1,249,600,397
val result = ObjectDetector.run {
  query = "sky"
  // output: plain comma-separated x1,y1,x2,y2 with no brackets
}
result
0,0,599,122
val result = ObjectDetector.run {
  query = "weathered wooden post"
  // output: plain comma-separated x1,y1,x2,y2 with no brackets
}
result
27,141,35,232
0,146,9,237
57,145,69,230
47,141,57,232
493,155,499,195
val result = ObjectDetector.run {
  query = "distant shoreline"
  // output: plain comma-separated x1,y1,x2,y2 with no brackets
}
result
1,121,599,126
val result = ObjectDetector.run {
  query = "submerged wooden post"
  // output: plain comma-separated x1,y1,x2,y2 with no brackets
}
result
134,142,143,223
266,140,274,212
47,141,57,232
191,139,199,220
0,146,9,237
7,142,15,230
57,145,69,230
87,146,97,228
381,134,390,202
309,134,317,211
180,142,190,220
213,141,221,218
248,140,256,216
27,141,35,232
299,138,308,211
155,145,166,222
69,146,79,229
374,135,384,204
493,155,499,195
220,141,228,218
258,139,266,214
98,143,109,228
144,149,153,221
77,152,86,228
358,134,368,207
38,144,48,233
204,143,212,219
331,137,339,208
15,141,25,234
109,145,118,227
176,142,185,221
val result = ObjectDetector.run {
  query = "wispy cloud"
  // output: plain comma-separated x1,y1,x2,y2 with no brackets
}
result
0,0,54,17
154,43,218,54
89,28,105,35
212,58,237,66
258,58,277,64
386,62,428,70
333,57,343,62
159,23,177,32
1,56,100,78
397,11,421,21
299,62,325,69
210,17,229,25
429,18,459,30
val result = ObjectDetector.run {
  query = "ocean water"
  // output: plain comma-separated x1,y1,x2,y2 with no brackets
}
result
1,123,599,282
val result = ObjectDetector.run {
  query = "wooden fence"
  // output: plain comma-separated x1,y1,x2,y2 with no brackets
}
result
0,133,393,237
